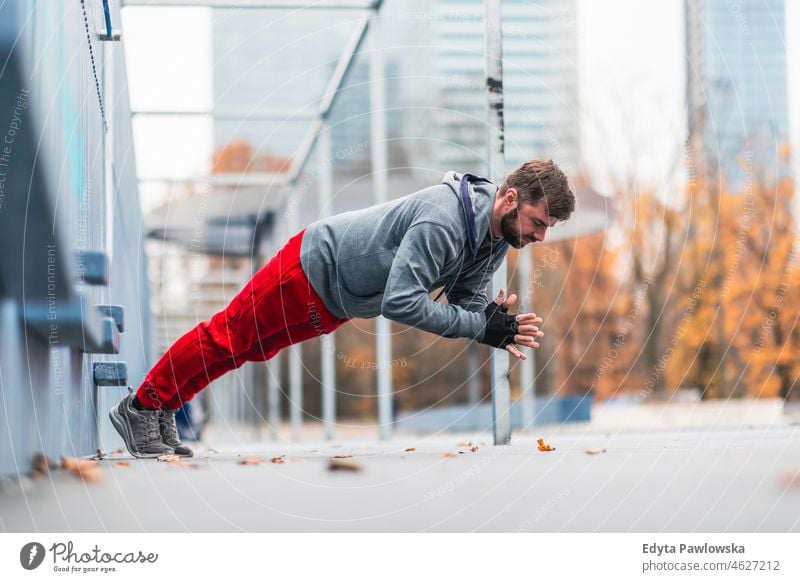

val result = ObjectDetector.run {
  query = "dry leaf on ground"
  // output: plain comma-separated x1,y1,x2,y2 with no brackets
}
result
457,441,473,447
332,454,353,459
470,446,479,453
115,461,130,468
328,458,362,472
237,456,263,465
271,456,286,464
781,471,800,489
157,454,181,463
404,447,416,452
537,438,556,452
441,452,457,459
61,457,102,482
585,448,607,455
31,453,53,478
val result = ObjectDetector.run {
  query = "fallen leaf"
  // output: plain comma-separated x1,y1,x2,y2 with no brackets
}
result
205,448,219,454
328,458,362,472
115,461,130,468
157,454,181,463
404,447,416,452
470,446,479,453
271,456,286,464
31,453,53,478
781,471,800,489
441,452,457,459
457,441,473,447
61,457,102,482
332,454,353,459
237,456,263,465
585,448,607,455
537,438,556,452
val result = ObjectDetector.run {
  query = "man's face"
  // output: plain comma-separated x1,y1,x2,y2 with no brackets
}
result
498,199,557,248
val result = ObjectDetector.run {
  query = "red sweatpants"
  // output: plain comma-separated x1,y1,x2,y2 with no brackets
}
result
136,229,349,410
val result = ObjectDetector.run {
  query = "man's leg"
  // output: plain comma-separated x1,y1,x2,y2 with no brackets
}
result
136,229,310,409
162,299,349,411
110,229,348,457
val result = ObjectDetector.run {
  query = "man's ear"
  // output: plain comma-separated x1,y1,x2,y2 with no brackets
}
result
504,187,518,205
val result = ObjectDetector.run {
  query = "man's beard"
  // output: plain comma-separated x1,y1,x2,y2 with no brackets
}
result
499,206,525,248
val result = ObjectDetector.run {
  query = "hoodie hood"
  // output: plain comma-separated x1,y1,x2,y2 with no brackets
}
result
441,171,498,256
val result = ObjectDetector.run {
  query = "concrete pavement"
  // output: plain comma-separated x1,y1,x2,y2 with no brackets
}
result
1,427,799,532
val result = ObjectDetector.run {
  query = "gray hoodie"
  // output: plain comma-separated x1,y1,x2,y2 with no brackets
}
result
299,171,509,340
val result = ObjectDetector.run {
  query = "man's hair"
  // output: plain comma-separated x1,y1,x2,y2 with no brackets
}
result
498,159,575,221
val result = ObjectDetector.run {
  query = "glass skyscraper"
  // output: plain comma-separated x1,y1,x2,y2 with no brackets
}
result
686,0,789,183
431,0,580,174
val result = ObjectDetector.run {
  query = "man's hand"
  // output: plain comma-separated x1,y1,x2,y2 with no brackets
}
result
491,288,544,361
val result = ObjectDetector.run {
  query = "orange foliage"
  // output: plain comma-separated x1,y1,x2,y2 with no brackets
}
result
522,232,629,399
669,174,800,400
212,140,292,174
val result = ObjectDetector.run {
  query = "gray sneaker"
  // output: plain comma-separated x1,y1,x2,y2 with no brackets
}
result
158,408,194,457
109,389,174,458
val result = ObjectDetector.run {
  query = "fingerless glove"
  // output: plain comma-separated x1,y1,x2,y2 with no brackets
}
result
479,301,519,349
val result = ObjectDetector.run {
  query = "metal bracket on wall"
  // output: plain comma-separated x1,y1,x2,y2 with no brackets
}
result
93,362,128,386
23,293,105,350
75,250,110,286
96,28,121,41
96,304,124,332
24,299,123,354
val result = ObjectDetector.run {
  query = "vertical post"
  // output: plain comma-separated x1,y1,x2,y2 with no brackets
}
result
369,10,393,441
103,39,114,258
485,0,511,445
285,205,303,440
289,343,302,440
318,123,337,441
518,245,534,429
267,350,281,441
0,299,23,476
467,344,481,404
249,228,265,433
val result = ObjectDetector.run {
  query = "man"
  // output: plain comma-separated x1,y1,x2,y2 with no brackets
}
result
110,159,575,458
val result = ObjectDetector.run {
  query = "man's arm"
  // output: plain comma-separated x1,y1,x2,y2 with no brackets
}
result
446,248,507,312
381,222,486,340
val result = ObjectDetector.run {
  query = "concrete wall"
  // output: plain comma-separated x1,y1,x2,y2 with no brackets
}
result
0,0,151,477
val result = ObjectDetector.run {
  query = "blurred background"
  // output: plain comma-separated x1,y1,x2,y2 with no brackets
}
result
2,0,799,477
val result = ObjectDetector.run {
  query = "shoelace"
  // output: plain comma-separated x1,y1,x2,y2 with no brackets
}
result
144,411,162,444
158,410,180,444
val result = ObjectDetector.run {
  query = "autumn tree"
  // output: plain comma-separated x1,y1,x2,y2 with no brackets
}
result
668,156,799,401
519,232,630,399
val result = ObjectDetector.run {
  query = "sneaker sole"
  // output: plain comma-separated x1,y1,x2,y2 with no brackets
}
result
109,405,171,459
